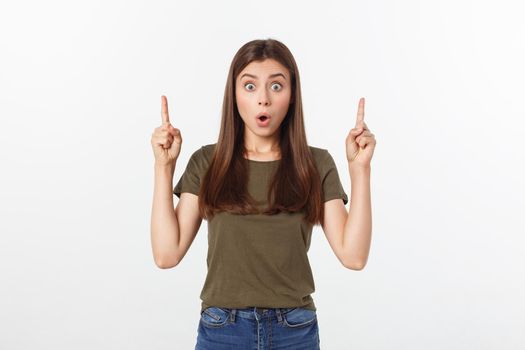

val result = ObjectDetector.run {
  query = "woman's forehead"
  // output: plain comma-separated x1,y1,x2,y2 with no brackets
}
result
238,59,289,80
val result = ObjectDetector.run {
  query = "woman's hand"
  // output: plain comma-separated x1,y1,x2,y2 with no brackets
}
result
345,97,376,169
151,95,182,166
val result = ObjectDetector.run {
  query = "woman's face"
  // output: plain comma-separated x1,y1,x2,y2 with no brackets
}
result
235,58,292,139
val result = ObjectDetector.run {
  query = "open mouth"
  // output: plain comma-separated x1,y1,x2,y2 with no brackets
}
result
256,112,272,121
256,114,271,127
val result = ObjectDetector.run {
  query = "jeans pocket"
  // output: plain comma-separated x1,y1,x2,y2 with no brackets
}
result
200,307,231,328
282,307,317,328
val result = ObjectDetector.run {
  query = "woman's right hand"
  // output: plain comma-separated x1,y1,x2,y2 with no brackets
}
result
151,95,182,166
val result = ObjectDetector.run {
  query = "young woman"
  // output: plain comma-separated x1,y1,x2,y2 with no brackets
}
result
150,38,376,350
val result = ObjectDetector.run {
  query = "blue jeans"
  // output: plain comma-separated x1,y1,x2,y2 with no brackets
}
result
195,306,320,349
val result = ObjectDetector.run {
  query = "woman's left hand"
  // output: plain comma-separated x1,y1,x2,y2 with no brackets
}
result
346,97,376,169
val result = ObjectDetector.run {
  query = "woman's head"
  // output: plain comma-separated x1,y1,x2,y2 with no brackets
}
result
199,38,325,226
218,39,304,156
235,58,292,149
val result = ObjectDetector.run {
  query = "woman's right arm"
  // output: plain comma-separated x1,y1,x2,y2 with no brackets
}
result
151,162,179,268
150,96,202,268
150,161,203,268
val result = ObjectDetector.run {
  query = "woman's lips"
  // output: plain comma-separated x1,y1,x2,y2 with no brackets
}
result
255,112,272,127
256,116,271,127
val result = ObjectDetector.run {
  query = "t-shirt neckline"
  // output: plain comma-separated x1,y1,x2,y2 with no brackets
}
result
245,158,281,164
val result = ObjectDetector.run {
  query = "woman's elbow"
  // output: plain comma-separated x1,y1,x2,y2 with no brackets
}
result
342,259,366,271
154,255,180,269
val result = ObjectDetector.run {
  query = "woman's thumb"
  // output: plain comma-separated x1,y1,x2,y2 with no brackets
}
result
348,127,363,143
167,124,180,137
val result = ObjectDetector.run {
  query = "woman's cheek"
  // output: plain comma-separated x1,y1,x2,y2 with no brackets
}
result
276,93,291,113
235,94,249,118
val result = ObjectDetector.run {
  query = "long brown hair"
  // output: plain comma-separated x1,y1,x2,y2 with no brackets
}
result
198,38,325,226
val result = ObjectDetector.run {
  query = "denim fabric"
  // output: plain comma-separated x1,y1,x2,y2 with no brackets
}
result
195,306,320,350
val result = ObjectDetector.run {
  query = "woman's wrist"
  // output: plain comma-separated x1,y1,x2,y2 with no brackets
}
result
154,160,176,174
348,163,371,178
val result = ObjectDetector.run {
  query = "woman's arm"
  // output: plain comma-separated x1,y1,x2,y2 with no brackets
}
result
342,166,372,269
322,97,376,270
322,166,372,270
150,95,202,269
150,161,203,269
150,162,180,268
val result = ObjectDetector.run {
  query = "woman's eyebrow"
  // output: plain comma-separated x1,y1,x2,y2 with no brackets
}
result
240,73,286,80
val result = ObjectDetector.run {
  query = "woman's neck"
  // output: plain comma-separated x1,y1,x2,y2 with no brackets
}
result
243,147,281,161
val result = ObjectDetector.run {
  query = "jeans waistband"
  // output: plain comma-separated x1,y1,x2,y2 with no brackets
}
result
220,307,298,321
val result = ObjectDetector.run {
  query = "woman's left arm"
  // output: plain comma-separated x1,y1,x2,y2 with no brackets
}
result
322,97,376,270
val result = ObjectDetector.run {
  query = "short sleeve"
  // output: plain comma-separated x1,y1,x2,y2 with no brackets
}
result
173,146,206,198
320,150,349,205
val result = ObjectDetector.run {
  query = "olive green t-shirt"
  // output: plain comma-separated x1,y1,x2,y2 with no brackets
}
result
173,143,348,313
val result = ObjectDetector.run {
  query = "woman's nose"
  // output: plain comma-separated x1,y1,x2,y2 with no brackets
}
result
258,89,270,105
258,95,270,106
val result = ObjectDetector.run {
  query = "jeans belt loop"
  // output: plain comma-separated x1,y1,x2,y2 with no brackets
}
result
276,308,283,323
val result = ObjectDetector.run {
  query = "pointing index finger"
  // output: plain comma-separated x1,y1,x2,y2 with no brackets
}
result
161,95,170,124
355,97,365,127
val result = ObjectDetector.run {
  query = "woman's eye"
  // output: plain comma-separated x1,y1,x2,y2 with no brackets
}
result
271,83,282,91
244,82,282,91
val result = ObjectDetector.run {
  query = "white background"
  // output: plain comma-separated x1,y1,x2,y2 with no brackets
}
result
1,0,524,349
